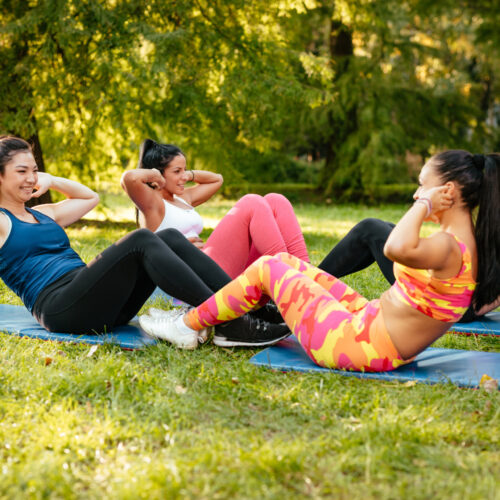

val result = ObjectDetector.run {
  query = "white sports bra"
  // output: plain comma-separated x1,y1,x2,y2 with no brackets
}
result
155,196,204,239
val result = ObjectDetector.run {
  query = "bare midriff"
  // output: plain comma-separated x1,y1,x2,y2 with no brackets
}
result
380,287,452,360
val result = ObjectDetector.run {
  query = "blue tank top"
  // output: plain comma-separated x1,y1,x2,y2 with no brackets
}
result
0,208,85,312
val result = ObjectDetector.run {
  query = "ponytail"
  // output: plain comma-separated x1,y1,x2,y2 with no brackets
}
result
473,153,500,310
137,139,156,170
137,138,183,172
432,150,500,311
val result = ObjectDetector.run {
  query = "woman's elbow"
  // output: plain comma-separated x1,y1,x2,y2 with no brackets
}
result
383,241,393,260
384,239,418,263
120,171,134,190
89,191,100,209
383,240,402,261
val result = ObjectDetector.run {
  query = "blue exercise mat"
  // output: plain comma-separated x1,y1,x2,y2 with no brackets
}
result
450,312,500,336
250,336,499,389
0,304,157,350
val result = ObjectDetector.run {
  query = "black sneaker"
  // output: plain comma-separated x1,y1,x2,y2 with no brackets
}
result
250,301,284,324
213,314,291,347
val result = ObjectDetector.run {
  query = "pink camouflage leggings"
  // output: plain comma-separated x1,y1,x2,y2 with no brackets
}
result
186,253,409,372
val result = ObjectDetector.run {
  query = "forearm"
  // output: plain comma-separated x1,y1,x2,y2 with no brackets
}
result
384,203,427,260
189,170,223,185
50,175,98,200
121,169,159,189
33,173,99,226
185,170,223,205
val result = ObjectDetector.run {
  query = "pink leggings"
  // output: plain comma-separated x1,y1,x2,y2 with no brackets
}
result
203,193,309,278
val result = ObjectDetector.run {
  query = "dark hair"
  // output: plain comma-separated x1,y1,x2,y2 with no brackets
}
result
137,139,184,173
431,150,500,310
0,136,32,175
135,139,184,226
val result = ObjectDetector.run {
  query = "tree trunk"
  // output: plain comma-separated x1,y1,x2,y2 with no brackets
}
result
321,20,356,195
4,10,52,206
26,132,52,206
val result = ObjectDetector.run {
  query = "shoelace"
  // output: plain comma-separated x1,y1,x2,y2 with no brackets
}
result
253,318,270,333
152,309,184,325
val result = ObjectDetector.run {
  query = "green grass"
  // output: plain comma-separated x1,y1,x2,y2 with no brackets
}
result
1,196,499,499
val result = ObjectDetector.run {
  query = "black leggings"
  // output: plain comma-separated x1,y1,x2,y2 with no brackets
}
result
318,218,396,283
33,228,232,334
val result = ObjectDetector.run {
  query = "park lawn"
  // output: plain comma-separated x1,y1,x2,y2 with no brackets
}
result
0,198,498,499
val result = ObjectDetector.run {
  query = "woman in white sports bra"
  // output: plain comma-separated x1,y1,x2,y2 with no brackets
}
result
121,139,309,278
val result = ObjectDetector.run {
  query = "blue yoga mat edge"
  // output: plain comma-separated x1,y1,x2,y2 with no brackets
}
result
449,311,500,336
0,304,157,350
249,336,500,389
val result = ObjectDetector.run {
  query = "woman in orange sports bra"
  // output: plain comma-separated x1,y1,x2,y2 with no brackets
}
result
140,150,500,372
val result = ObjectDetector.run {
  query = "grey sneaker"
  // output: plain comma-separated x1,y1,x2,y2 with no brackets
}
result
139,310,198,350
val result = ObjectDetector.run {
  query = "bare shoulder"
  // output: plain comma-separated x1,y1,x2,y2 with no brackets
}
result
429,231,461,259
429,231,464,277
0,211,12,248
429,231,457,246
433,230,475,257
31,204,55,220
175,193,196,207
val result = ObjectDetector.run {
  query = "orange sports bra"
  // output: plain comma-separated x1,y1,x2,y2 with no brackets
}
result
392,235,476,322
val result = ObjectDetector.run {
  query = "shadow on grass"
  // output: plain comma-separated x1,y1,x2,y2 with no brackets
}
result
73,219,136,230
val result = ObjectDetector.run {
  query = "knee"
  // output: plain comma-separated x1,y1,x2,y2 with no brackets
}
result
254,254,280,268
274,251,290,261
229,194,268,219
236,193,265,209
118,228,158,250
350,218,389,240
157,227,186,243
264,192,291,208
156,227,189,249
129,228,156,242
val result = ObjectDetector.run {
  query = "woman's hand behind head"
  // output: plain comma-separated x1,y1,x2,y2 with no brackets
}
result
145,168,166,190
30,172,52,199
418,185,454,220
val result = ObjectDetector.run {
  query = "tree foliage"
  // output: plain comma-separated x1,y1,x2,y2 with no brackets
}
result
0,0,498,193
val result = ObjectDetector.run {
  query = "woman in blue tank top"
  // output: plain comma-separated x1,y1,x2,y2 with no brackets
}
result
0,136,289,349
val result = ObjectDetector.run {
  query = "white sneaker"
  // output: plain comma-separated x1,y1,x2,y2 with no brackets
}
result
147,307,180,318
146,307,212,344
139,310,198,350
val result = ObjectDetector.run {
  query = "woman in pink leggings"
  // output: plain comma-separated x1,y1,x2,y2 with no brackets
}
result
121,139,309,278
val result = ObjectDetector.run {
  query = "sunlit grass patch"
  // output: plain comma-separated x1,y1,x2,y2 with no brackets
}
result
0,197,498,498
